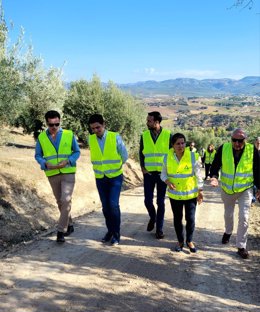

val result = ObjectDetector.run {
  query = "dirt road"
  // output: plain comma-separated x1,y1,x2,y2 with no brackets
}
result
0,182,259,312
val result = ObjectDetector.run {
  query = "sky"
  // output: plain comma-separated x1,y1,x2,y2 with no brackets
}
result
2,0,260,83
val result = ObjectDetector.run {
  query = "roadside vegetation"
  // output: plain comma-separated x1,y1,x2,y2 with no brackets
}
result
0,0,260,251
1,2,260,156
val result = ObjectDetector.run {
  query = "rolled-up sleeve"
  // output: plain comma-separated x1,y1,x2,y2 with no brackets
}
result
194,160,204,190
116,135,128,164
68,136,81,166
160,155,168,182
35,140,46,170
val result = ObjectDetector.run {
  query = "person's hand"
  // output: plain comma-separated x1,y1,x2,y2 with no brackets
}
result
142,167,151,175
46,162,57,169
210,177,218,187
57,160,68,168
165,179,176,190
46,160,68,169
197,191,203,205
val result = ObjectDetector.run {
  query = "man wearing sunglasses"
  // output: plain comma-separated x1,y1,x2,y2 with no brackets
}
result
35,110,80,243
210,128,260,259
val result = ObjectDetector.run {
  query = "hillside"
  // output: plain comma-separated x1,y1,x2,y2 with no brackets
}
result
118,76,260,97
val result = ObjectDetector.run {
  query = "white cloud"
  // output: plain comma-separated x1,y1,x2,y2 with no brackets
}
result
133,68,244,80
144,67,156,74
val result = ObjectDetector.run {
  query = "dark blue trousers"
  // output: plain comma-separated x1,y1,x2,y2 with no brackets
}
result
143,172,167,232
96,174,123,236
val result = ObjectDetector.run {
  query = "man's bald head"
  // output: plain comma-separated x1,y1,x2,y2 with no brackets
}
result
231,128,247,151
231,128,247,139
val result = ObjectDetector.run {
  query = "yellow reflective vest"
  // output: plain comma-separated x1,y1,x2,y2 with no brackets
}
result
89,131,123,179
166,148,199,200
142,129,171,172
221,142,254,194
205,150,216,164
38,130,76,177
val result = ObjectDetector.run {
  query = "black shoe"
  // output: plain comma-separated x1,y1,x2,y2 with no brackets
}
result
111,233,120,246
64,225,74,237
175,242,184,252
101,232,113,243
56,231,65,243
222,233,231,244
186,241,197,253
237,248,249,259
155,231,164,239
147,219,155,232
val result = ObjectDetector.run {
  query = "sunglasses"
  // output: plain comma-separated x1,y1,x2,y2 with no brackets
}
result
232,138,244,143
48,123,60,128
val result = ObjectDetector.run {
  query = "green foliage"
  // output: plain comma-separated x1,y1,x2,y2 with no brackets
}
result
171,126,228,150
63,76,104,142
0,6,66,139
14,53,66,138
0,8,24,124
63,76,146,156
245,117,260,143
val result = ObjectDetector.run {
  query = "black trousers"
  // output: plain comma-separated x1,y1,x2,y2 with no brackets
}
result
169,197,197,243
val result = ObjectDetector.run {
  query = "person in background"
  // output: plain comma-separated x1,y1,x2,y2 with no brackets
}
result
35,110,80,243
161,133,203,253
88,114,128,246
204,144,216,180
189,141,197,152
200,147,206,168
210,129,260,259
254,137,260,154
139,111,172,239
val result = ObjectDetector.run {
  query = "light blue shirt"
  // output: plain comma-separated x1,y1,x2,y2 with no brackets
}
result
35,128,80,170
89,130,128,163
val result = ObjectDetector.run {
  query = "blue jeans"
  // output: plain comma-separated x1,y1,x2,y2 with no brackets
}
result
96,174,123,236
143,172,167,232
169,198,197,243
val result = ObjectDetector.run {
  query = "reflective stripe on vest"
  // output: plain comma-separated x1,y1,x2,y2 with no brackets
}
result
89,131,123,179
142,129,171,172
38,130,76,177
205,150,216,164
166,148,198,200
221,142,254,194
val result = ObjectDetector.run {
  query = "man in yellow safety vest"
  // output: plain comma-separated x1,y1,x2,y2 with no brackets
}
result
139,111,172,239
88,114,128,246
210,129,260,259
35,110,80,243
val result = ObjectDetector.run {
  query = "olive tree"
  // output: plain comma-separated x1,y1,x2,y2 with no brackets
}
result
63,75,146,156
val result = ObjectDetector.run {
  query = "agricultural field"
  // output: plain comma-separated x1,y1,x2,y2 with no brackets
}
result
143,95,260,130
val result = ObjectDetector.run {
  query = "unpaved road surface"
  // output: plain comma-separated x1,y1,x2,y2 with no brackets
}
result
0,182,259,312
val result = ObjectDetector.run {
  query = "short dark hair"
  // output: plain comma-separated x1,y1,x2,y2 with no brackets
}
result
148,111,162,123
45,110,60,122
88,114,104,125
171,133,186,145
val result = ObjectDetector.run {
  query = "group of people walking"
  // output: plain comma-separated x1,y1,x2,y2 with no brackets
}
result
35,110,260,260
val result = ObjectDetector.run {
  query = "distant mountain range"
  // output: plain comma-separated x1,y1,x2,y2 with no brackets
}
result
117,76,260,97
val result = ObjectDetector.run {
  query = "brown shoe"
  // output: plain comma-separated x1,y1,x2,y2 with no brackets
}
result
237,248,249,259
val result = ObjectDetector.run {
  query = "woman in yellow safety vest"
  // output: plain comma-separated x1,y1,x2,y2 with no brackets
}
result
161,133,203,253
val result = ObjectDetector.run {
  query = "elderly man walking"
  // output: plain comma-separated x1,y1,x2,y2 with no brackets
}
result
210,129,260,259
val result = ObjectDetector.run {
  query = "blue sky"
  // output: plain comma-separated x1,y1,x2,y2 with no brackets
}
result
3,0,260,83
